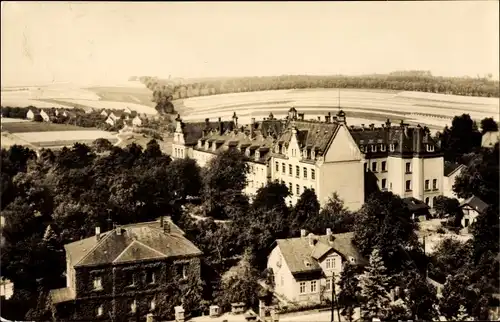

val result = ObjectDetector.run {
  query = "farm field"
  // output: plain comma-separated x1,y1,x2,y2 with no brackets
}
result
1,120,98,133
1,82,157,115
175,89,499,129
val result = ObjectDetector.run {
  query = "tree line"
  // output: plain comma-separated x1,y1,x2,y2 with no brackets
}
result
134,72,500,104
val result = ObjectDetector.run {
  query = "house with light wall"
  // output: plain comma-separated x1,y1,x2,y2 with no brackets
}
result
459,195,489,228
443,163,466,201
267,229,366,305
349,119,444,208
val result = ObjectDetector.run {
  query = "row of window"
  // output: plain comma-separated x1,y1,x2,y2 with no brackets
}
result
360,144,435,153
96,298,156,317
299,280,318,294
173,147,184,158
275,162,316,180
277,146,317,160
425,179,439,191
282,181,315,196
378,179,438,192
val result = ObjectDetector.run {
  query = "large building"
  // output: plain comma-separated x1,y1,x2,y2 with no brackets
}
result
49,219,203,322
172,108,445,210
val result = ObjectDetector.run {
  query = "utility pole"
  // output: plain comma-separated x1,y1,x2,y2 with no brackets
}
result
330,274,341,322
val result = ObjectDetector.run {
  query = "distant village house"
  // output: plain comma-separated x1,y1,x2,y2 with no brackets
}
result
459,195,489,228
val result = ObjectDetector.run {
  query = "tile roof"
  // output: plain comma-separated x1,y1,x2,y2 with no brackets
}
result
276,232,366,276
444,162,465,177
460,195,489,214
64,219,201,268
181,121,235,146
276,121,339,156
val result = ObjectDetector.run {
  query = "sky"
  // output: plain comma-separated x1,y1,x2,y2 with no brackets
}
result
1,1,499,86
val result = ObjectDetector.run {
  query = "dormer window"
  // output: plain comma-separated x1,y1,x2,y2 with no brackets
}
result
371,145,377,152
212,143,217,152
282,146,287,154
304,260,311,267
303,149,307,159
349,256,355,263
93,277,103,291
380,145,386,152
426,144,434,152
245,149,251,157
255,151,260,160
205,141,209,150
360,145,365,152
389,144,395,152
311,150,315,159
97,305,104,317
198,140,202,148
275,145,280,153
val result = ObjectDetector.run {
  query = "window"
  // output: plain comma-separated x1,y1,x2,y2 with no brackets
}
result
371,145,377,152
275,162,279,172
432,196,437,207
296,184,300,195
380,145,386,152
390,144,395,152
299,282,306,294
150,298,156,311
425,180,430,191
126,271,136,286
389,182,392,190
427,144,435,152
425,197,430,205
296,166,300,178
381,179,387,189
146,271,156,284
310,280,317,293
372,162,377,172
93,277,103,291
97,305,103,317
405,162,411,173
326,258,335,269
364,163,367,172
289,183,293,195
303,167,307,179
282,163,286,173
433,179,438,190
405,180,412,191
325,278,331,291
289,164,292,176
303,186,307,193
311,169,315,180
176,263,188,279
130,299,137,313
280,179,284,185
381,161,387,172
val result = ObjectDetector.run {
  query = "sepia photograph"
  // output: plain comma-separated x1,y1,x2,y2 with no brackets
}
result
1,1,499,321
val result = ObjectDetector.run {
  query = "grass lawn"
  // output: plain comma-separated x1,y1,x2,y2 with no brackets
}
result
1,121,98,133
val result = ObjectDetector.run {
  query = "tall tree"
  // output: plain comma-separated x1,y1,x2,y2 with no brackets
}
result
290,188,320,234
338,262,362,322
480,117,498,134
396,269,438,320
439,273,479,319
166,158,203,201
305,193,355,234
439,114,482,162
359,248,392,320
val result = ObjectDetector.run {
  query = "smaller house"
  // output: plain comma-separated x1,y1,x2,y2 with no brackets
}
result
109,110,129,122
0,277,13,300
40,109,56,122
481,131,499,149
105,116,116,126
459,196,489,228
100,109,110,117
267,230,366,305
443,163,466,200
403,197,430,221
132,115,143,127
26,109,38,120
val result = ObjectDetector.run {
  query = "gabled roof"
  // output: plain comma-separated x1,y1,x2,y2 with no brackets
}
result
276,121,339,156
444,162,466,177
276,232,366,276
64,219,201,268
460,196,489,214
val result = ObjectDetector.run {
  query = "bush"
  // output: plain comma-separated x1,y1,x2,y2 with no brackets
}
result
437,227,446,234
276,302,330,314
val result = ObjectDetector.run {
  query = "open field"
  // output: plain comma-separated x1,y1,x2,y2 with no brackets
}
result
1,82,157,115
175,89,499,129
1,121,98,133
15,130,117,148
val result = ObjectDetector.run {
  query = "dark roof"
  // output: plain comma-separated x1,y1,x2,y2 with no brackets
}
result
460,196,489,213
403,197,430,212
276,121,339,156
349,122,440,156
64,219,201,268
181,121,235,146
444,162,465,177
276,232,366,276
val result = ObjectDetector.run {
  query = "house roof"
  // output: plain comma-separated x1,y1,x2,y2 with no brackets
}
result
402,197,430,212
481,131,499,148
459,195,489,214
276,121,339,156
444,162,465,177
349,122,440,156
276,232,367,276
64,219,201,268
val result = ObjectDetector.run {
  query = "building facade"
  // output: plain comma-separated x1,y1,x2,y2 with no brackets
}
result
172,108,445,209
49,219,203,322
267,229,366,305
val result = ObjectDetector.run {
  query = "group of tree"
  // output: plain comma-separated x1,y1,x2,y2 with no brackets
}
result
134,72,500,101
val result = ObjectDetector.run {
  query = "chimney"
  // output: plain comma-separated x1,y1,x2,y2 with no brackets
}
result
308,233,315,247
298,113,305,121
317,116,321,121
95,227,101,241
385,119,391,128
218,117,223,135
160,216,164,228
415,125,423,153
325,114,331,123
250,118,256,137
300,229,307,237
369,123,375,130
361,124,365,131
163,221,171,234
232,112,238,127
116,226,122,236
326,228,334,242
